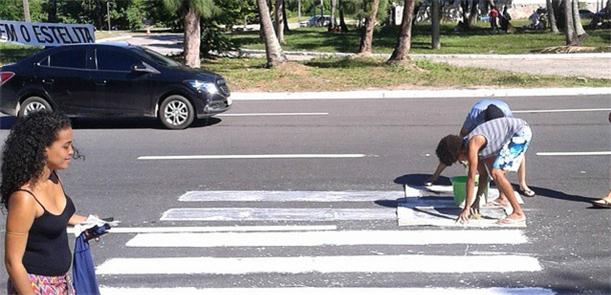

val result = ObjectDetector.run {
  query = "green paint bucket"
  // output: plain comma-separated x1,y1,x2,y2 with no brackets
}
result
450,176,488,207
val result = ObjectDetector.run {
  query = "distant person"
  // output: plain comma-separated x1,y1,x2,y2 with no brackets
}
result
2,112,90,294
489,6,500,31
426,99,535,198
500,6,512,32
436,117,532,224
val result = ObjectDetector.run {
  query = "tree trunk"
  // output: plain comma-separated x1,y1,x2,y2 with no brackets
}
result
339,0,349,32
563,0,578,45
572,0,587,41
283,0,290,33
48,0,57,22
184,7,201,68
320,0,324,17
331,0,337,28
431,0,440,49
388,0,417,63
298,0,301,22
547,0,559,32
274,0,285,44
257,0,287,68
22,0,31,21
357,0,381,55
467,0,479,27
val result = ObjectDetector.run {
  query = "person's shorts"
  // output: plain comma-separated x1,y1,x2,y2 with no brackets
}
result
492,125,532,171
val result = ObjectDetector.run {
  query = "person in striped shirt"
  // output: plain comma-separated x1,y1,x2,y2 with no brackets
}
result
436,117,532,224
426,99,535,198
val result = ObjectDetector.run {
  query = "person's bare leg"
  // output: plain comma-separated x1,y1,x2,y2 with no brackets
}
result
518,157,532,192
490,167,525,220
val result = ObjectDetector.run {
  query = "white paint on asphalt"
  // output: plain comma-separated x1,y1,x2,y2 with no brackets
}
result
513,108,611,113
217,112,328,117
179,190,418,202
67,225,337,234
99,287,556,295
536,151,611,156
95,255,542,274
160,207,395,221
137,154,371,160
125,230,528,248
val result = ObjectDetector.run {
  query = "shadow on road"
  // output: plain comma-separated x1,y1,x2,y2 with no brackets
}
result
0,116,221,130
393,173,452,186
524,185,602,208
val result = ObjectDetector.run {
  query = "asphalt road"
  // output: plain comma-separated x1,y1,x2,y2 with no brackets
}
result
0,95,609,294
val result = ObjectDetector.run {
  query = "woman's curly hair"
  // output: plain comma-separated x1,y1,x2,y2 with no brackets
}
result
436,135,463,166
1,112,81,209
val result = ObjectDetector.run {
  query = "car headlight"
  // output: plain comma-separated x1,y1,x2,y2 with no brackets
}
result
185,80,218,95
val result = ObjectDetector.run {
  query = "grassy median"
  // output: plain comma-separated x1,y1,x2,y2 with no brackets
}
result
202,56,611,91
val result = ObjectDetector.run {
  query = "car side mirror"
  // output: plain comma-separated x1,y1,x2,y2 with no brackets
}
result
132,63,149,73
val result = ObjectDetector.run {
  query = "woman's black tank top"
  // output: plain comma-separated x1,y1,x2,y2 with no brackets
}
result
18,189,76,276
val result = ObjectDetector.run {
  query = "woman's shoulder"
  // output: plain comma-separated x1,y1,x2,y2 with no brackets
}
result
8,189,38,210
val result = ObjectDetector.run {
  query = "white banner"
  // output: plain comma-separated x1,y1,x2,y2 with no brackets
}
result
0,20,95,46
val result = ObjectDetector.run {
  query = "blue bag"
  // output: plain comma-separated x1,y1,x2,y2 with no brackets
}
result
73,233,101,295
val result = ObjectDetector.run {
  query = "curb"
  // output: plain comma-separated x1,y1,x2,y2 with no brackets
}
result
232,87,611,101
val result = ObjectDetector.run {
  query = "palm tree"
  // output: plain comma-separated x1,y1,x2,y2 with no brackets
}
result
274,0,285,44
257,0,287,67
387,0,416,64
563,0,587,45
163,0,216,68
357,0,381,55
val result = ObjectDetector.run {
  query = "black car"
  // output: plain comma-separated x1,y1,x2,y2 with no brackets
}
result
0,43,231,129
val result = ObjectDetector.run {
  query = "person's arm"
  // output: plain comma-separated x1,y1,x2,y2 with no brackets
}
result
5,192,37,295
459,127,469,137
457,136,486,223
68,214,88,226
426,162,447,185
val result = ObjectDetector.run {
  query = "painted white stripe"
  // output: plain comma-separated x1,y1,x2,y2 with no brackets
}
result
513,108,611,113
66,225,337,234
217,112,328,117
125,230,528,248
536,151,611,156
100,287,556,295
95,255,542,275
160,207,395,221
137,154,370,160
179,190,417,202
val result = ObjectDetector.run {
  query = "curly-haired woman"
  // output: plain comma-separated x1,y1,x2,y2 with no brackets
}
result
2,112,87,295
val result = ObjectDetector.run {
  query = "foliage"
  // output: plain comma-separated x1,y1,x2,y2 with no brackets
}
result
0,0,46,21
200,23,239,56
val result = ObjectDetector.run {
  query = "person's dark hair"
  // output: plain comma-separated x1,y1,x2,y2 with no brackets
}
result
436,135,463,166
1,112,81,209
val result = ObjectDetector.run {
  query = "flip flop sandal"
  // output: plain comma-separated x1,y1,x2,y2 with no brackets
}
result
496,217,526,225
519,188,536,197
592,199,611,208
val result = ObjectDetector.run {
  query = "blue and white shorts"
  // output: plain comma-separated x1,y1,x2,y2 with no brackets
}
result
492,125,532,171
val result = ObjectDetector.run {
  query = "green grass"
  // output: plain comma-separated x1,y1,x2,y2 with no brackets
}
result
202,56,611,92
0,43,43,65
230,22,611,54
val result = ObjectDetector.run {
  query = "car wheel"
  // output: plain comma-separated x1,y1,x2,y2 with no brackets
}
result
158,95,194,130
19,96,53,117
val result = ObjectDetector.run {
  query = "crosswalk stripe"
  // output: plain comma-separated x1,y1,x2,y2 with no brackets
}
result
125,230,528,247
160,208,395,221
96,255,542,275
137,154,370,160
178,190,419,202
99,287,556,295
67,225,337,234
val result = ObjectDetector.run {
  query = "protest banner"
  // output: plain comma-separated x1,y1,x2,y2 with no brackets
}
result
0,20,95,46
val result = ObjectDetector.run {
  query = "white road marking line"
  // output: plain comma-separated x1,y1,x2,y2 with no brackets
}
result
66,225,337,234
513,108,611,113
95,255,543,275
160,207,395,221
217,112,328,117
100,287,556,295
536,151,611,156
125,230,527,247
179,190,417,202
137,154,371,160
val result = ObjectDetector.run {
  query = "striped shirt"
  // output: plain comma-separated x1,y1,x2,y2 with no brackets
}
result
464,117,527,159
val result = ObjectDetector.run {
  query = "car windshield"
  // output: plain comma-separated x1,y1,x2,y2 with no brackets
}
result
134,47,181,68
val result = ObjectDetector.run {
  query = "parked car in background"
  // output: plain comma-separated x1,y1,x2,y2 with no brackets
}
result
579,9,595,19
299,15,333,27
0,43,231,129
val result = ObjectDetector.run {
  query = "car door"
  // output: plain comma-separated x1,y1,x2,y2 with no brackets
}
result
92,46,153,116
38,46,94,115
